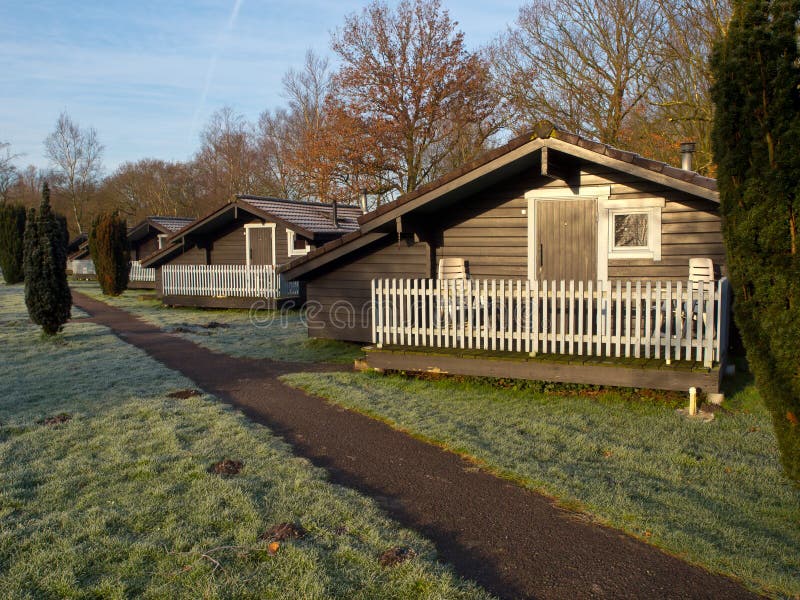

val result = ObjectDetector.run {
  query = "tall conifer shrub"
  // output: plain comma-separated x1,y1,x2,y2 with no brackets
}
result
89,212,129,296
0,204,27,284
23,183,72,335
711,0,800,482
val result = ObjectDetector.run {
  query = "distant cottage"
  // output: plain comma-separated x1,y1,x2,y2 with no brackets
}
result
141,196,361,309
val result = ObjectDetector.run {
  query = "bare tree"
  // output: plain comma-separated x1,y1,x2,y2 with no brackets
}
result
492,0,668,147
0,142,21,204
255,108,297,199
9,165,46,209
193,107,258,205
103,159,199,220
44,112,104,233
255,51,377,204
331,0,497,196
650,0,732,174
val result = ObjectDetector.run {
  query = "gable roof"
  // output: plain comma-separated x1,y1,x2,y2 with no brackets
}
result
140,196,361,268
128,216,195,243
280,122,718,280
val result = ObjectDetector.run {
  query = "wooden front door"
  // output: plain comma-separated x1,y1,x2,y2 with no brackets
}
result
248,227,274,265
535,198,597,281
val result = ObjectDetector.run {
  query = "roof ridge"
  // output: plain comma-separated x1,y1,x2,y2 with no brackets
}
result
238,195,360,209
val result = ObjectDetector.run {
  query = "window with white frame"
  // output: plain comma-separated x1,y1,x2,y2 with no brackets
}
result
157,234,169,249
287,229,310,256
600,197,663,261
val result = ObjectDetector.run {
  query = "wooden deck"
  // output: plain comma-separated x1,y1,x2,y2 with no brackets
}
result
160,295,296,310
363,345,723,393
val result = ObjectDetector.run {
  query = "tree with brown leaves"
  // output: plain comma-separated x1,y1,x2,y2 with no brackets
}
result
331,0,497,197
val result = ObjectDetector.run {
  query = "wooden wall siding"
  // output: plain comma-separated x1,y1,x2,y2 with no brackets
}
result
435,165,725,282
306,238,430,342
133,235,159,261
610,200,725,280
170,246,208,265
161,216,302,268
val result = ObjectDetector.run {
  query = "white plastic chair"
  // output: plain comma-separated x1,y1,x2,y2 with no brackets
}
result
687,258,715,332
438,257,467,280
437,258,467,328
689,258,714,290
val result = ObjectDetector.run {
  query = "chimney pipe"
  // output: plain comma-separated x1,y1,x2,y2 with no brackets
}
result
360,189,368,214
332,199,338,228
680,141,696,171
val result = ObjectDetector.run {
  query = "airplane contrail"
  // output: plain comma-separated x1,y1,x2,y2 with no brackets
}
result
190,0,244,139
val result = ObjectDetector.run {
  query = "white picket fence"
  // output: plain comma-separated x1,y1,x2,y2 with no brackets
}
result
372,278,731,367
162,264,299,298
129,261,156,282
68,259,95,275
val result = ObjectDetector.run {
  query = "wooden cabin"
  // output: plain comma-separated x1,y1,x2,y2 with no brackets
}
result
126,216,195,288
281,123,732,393
141,196,361,308
67,235,95,280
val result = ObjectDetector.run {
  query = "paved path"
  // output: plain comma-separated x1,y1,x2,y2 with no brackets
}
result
72,290,759,600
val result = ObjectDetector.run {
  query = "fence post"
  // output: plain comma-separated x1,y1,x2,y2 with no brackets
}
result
716,278,731,366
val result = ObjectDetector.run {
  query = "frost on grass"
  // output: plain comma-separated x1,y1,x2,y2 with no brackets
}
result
71,280,363,364
282,370,800,598
0,285,491,599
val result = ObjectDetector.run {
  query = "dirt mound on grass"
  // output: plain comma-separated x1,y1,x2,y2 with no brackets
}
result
167,389,202,399
208,459,243,475
378,546,416,567
260,522,306,542
37,413,72,426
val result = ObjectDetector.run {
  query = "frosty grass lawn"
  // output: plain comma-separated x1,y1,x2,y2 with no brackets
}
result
0,283,490,599
281,370,800,598
70,280,362,364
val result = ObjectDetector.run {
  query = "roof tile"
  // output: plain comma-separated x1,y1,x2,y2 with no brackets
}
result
149,216,195,232
239,196,361,235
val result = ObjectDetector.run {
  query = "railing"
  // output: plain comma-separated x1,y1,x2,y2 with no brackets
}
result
372,278,731,368
68,259,95,275
129,260,156,282
162,264,299,298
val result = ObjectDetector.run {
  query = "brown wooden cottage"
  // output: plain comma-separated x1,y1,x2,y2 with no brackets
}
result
141,196,361,308
281,123,732,393
127,216,195,288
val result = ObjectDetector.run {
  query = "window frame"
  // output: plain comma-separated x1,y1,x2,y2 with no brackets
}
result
287,229,310,257
599,197,664,262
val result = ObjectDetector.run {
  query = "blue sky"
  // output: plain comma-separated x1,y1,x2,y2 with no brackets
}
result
1,0,521,173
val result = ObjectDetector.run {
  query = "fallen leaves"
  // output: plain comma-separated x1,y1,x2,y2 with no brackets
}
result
208,459,243,476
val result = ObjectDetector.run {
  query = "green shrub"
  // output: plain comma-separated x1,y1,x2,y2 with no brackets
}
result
0,203,26,284
711,0,800,482
89,211,129,296
22,183,72,335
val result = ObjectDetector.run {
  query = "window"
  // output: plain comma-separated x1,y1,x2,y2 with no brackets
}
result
157,234,169,249
287,230,310,256
613,212,648,248
605,201,662,260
